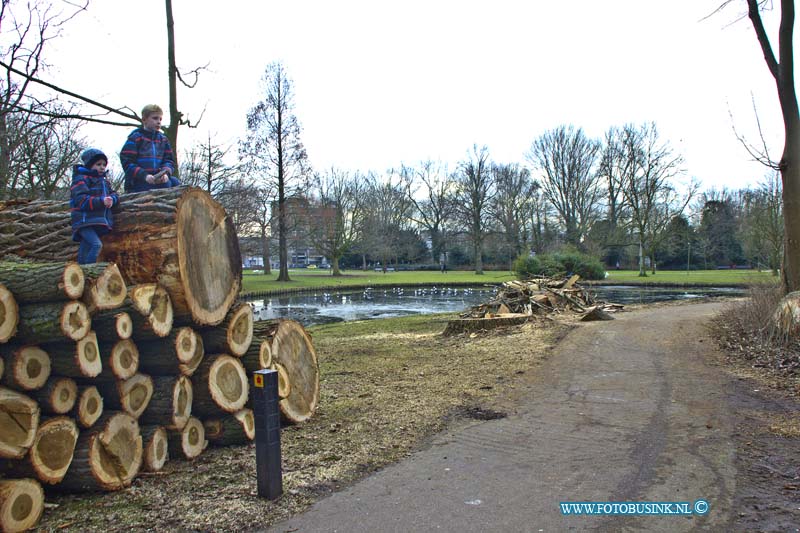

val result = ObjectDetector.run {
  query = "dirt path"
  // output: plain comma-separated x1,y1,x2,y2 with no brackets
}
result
266,302,799,532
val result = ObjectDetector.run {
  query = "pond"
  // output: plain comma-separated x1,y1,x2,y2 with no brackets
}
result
245,285,745,327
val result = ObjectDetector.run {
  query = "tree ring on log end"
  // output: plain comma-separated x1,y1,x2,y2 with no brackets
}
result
0,479,43,532
209,355,248,412
64,262,85,299
77,333,102,378
14,346,50,390
176,190,241,326
175,327,198,364
31,417,78,483
173,376,192,429
62,301,90,341
228,304,253,356
0,284,18,343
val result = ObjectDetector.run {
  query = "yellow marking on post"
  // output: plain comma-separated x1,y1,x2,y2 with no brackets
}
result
254,374,264,388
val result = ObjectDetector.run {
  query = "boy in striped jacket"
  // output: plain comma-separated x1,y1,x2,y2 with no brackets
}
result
119,104,180,192
70,149,119,264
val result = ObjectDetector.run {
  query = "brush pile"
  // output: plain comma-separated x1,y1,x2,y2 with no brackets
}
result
445,275,623,335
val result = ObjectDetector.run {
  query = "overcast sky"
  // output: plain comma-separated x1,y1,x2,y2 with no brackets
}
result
41,0,794,191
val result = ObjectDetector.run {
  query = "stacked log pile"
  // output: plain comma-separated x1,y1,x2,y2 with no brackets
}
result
444,275,624,335
0,188,320,532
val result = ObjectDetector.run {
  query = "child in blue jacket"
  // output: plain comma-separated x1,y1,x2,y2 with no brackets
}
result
70,148,120,264
119,104,180,192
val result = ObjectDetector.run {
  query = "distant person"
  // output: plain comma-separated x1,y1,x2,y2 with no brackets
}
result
120,104,180,192
70,149,119,264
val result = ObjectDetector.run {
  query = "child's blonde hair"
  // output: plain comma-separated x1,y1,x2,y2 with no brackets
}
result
141,104,163,120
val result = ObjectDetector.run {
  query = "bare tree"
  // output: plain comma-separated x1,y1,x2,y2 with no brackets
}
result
241,62,309,282
713,0,800,292
400,159,456,264
309,168,365,275
526,125,602,247
741,172,783,274
216,178,267,272
361,171,414,272
489,162,538,267
180,133,239,196
453,145,493,274
611,123,695,276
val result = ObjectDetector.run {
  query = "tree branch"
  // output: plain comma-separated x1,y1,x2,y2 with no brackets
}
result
748,0,780,79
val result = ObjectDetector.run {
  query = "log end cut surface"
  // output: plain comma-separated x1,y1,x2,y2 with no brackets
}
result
74,386,103,428
0,478,44,533
0,284,18,343
62,301,91,341
29,416,79,484
209,355,248,413
177,190,242,326
0,387,40,459
142,426,168,472
272,320,320,423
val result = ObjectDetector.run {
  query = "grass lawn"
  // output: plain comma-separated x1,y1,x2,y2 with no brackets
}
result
601,269,778,286
240,267,779,295
241,268,516,293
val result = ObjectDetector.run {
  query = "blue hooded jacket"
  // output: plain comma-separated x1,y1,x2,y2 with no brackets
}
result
69,165,119,241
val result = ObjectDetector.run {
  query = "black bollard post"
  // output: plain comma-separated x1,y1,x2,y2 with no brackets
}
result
252,368,283,500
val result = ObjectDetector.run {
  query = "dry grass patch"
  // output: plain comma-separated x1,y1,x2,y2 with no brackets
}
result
37,313,566,532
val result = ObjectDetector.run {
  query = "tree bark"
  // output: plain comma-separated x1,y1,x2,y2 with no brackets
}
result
81,262,127,313
72,385,103,428
0,188,242,326
0,283,17,343
45,332,101,378
0,260,84,302
0,387,39,459
240,338,272,373
203,408,254,446
4,416,78,484
167,415,205,460
190,353,248,417
91,311,133,342
95,373,153,419
57,411,142,492
137,327,204,377
0,478,44,533
139,375,192,430
32,376,77,415
16,300,90,344
140,424,168,472
0,345,50,391
198,302,253,357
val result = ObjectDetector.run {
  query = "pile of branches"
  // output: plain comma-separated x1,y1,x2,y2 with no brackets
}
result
461,275,623,320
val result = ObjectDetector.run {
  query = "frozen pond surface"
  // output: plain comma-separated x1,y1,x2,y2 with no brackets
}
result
246,285,744,327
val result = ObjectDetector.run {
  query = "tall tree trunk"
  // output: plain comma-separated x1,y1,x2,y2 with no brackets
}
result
332,256,341,276
260,231,271,275
164,0,180,176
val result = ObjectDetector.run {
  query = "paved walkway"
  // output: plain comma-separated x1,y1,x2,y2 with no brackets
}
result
267,302,737,532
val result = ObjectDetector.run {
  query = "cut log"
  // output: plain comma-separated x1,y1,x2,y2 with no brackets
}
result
198,302,253,357
0,356,4,381
98,339,139,380
0,284,18,344
0,189,242,326
58,411,142,492
271,320,320,423
240,339,272,373
80,262,127,313
443,315,532,335
32,377,77,415
140,425,168,472
203,408,254,446
271,363,291,400
46,331,101,378
0,345,50,391
91,311,133,342
191,353,248,416
16,300,90,344
139,375,192,430
137,327,204,376
4,416,79,484
125,284,174,339
0,387,39,459
73,385,103,428
0,478,44,533
0,260,84,302
95,373,153,419
167,416,206,460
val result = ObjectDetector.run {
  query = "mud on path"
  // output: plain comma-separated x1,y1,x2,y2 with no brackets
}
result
268,301,799,532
